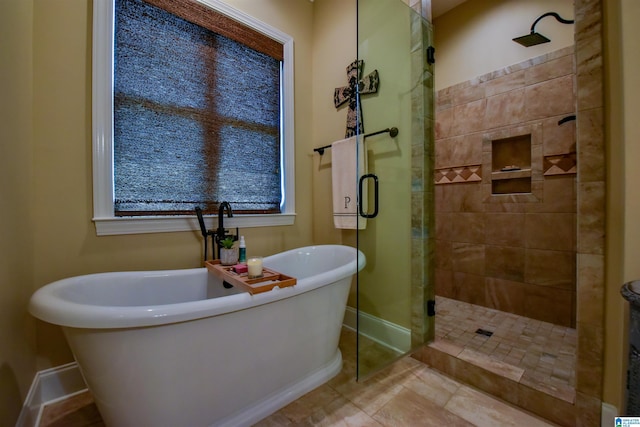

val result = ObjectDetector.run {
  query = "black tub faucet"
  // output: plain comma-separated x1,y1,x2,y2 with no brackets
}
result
216,201,233,258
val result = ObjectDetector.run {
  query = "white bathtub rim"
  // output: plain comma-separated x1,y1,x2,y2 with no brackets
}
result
29,245,365,329
29,276,285,329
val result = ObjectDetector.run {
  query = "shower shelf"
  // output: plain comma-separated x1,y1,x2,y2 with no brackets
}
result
205,260,297,294
491,168,532,180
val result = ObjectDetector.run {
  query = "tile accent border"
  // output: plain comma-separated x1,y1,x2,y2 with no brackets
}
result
544,153,577,175
435,165,482,184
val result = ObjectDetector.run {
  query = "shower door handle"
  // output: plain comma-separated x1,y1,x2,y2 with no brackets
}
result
359,173,379,219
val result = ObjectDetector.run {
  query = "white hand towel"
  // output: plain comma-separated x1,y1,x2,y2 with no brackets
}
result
332,135,367,229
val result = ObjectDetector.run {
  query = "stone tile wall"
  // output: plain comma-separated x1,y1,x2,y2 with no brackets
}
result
435,47,577,328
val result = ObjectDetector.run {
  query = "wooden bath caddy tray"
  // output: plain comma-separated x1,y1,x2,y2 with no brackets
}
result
205,260,297,295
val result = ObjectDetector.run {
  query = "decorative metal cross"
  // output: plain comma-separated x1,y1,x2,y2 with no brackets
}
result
334,60,379,138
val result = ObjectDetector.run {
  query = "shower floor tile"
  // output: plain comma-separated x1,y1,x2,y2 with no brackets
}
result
38,327,558,427
434,296,576,403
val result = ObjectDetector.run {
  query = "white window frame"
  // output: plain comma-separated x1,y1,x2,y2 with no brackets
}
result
92,0,295,236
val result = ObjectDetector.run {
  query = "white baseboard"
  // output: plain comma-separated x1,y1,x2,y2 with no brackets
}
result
601,402,618,427
343,306,411,354
16,362,87,427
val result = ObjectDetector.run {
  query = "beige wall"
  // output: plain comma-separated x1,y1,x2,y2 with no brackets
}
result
435,0,574,90
616,3,640,280
311,0,356,246
605,0,640,412
310,0,358,309
0,0,37,424
603,0,624,412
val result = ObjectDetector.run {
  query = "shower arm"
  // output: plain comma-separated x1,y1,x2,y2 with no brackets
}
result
529,12,574,34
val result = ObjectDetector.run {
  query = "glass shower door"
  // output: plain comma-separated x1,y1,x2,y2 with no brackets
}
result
356,0,435,379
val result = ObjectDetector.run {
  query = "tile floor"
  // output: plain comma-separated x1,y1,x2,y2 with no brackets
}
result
434,296,576,403
39,327,559,427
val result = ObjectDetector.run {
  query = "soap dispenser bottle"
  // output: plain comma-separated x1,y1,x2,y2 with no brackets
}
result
238,236,246,263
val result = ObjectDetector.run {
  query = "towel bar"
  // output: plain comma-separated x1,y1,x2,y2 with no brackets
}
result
313,127,399,155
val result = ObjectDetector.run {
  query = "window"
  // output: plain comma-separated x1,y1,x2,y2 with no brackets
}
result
92,0,295,235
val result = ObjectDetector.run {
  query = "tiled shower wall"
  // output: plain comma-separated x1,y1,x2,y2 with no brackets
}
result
435,47,576,328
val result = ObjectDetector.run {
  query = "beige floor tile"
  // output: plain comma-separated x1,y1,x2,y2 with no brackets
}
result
368,355,422,387
333,374,405,417
373,387,474,427
40,391,104,427
429,337,464,356
356,339,403,378
278,384,342,423
252,411,294,426
457,347,525,382
303,396,383,427
445,385,557,427
402,364,462,407
520,372,576,403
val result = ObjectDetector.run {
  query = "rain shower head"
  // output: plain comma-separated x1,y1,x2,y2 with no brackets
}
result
513,32,550,47
513,12,574,47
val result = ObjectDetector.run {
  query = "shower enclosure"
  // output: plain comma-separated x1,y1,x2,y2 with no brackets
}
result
355,0,435,379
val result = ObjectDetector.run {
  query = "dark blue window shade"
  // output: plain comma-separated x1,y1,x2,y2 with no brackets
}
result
114,0,282,216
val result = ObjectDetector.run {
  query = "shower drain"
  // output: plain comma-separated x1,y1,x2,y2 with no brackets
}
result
475,328,494,337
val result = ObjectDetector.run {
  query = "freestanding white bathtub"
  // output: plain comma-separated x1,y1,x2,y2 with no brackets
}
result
29,245,365,427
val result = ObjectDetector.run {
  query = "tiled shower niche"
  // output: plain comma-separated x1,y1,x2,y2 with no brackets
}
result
491,134,531,194
482,123,543,203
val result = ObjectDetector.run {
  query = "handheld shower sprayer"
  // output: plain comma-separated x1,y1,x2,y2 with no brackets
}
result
195,207,213,263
